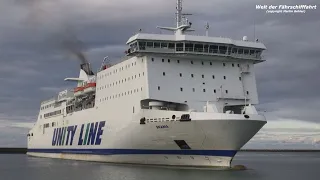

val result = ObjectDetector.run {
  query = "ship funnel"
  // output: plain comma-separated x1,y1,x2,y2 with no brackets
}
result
80,63,94,76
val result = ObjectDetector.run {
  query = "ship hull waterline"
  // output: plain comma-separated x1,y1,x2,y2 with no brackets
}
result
27,119,266,168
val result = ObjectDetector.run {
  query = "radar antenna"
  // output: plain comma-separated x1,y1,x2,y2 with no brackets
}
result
157,0,194,35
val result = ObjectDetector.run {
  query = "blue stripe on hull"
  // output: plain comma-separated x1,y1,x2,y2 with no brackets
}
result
28,149,237,157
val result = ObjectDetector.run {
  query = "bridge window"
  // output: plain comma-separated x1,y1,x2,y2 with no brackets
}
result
250,50,255,55
204,45,209,53
146,42,153,48
176,43,183,51
256,50,261,57
219,46,227,54
161,42,168,48
209,45,218,53
238,49,244,54
244,49,249,55
194,44,203,52
154,42,160,48
185,43,193,52
228,47,232,55
168,43,175,49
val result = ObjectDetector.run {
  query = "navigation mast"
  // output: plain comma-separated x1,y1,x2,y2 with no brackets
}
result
157,0,194,35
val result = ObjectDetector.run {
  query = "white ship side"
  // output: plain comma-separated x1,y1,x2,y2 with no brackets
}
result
27,0,267,168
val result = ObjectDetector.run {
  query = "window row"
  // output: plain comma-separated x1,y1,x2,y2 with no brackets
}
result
98,73,145,91
44,110,62,118
41,102,62,110
162,72,242,81
157,86,250,95
98,60,140,80
130,41,262,58
99,87,143,102
153,58,244,68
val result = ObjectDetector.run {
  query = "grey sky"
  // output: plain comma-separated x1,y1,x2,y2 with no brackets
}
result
0,0,319,147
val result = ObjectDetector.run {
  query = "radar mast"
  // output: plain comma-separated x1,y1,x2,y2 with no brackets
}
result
157,0,194,35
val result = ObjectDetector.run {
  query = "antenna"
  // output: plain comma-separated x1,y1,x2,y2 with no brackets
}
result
253,19,256,41
157,0,194,35
205,22,210,36
176,0,183,28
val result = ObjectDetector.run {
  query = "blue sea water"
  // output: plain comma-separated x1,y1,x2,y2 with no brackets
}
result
1,152,319,180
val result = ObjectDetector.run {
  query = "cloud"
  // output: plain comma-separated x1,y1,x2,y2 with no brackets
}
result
244,119,320,149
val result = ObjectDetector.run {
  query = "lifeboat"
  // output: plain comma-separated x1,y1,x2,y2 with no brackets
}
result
83,82,96,93
74,86,85,97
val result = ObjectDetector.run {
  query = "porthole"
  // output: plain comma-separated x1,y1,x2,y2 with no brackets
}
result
163,72,166,76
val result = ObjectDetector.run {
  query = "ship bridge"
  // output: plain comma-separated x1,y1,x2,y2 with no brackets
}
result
125,0,266,63
126,33,266,63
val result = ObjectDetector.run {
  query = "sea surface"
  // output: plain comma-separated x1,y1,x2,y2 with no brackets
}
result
1,152,319,180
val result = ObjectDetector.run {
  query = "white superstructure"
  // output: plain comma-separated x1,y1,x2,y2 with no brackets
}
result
27,0,267,168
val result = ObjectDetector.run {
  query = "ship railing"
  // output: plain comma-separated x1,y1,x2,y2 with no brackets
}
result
40,97,57,105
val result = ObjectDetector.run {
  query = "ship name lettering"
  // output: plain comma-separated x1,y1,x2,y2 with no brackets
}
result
156,125,169,129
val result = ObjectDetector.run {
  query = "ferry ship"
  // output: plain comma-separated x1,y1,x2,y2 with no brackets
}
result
27,0,267,168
